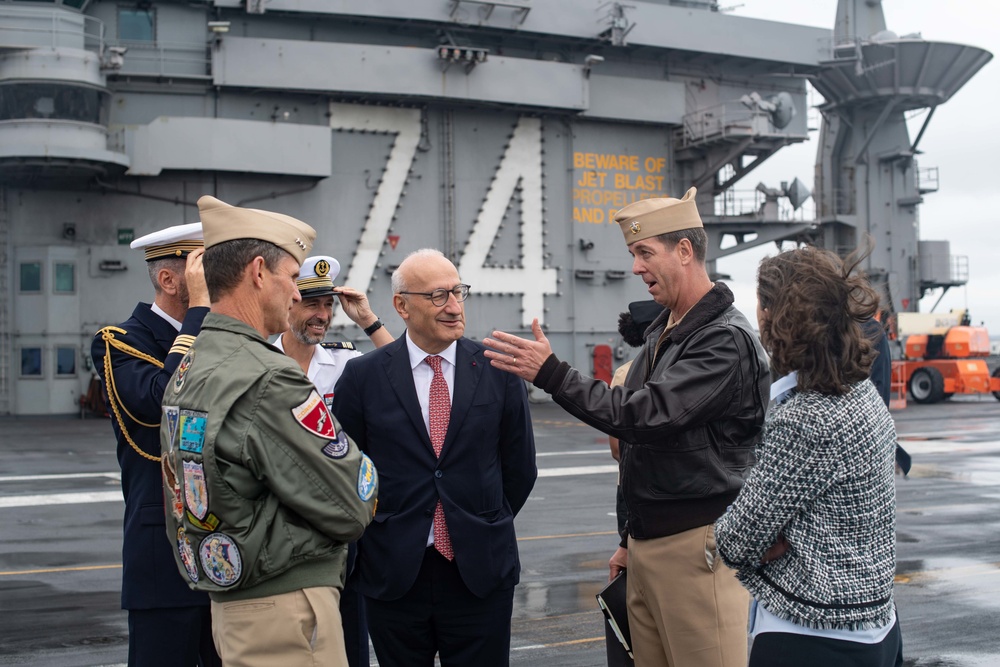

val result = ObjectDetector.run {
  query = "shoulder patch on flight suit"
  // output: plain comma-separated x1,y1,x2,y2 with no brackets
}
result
183,460,209,520
321,431,350,460
178,410,208,453
173,350,194,393
199,533,242,587
186,511,220,532
357,454,377,501
291,390,337,439
162,457,184,520
176,527,199,583
321,341,356,350
163,405,180,452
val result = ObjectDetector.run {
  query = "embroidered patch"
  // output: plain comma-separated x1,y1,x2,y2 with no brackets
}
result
177,527,199,583
174,350,194,393
163,405,180,452
357,454,377,501
199,533,242,587
183,460,209,520
323,392,335,412
161,456,184,520
186,511,220,532
321,432,349,460
178,410,208,453
291,390,337,439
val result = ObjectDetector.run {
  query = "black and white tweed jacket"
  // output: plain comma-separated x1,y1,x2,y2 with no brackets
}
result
714,379,897,630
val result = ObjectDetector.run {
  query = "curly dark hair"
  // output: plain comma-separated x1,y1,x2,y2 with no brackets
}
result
756,245,880,396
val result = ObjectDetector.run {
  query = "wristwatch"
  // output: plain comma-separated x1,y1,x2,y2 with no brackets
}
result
363,318,384,336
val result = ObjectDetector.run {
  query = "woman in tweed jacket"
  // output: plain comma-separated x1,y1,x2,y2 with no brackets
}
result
714,246,901,666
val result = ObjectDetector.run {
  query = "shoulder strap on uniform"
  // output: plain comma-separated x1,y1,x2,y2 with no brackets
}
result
95,325,163,462
321,341,356,350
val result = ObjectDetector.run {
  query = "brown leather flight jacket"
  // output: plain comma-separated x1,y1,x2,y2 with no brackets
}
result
533,283,770,545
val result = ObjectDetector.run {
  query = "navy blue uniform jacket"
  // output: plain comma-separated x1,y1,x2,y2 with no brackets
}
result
91,303,210,610
332,336,537,601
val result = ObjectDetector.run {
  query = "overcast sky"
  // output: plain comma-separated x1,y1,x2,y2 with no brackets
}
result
720,1,1000,333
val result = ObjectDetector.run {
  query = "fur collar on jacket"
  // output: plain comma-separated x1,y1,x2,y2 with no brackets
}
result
645,282,735,344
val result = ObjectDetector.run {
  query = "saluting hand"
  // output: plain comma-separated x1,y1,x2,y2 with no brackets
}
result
185,248,211,308
483,318,552,383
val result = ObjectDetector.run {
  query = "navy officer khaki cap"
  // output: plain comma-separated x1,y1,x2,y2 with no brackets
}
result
130,222,203,261
297,255,341,299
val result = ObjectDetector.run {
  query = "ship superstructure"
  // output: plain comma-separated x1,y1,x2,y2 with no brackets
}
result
0,0,989,414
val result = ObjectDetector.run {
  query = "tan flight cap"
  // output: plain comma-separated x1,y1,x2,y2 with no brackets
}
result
615,187,703,244
197,195,315,265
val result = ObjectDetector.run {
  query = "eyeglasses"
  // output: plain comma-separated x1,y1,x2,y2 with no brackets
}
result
397,284,471,306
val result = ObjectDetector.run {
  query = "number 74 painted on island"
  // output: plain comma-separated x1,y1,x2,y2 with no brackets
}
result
329,103,557,328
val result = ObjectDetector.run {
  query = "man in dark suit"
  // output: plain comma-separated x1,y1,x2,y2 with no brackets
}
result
332,248,537,667
91,223,219,667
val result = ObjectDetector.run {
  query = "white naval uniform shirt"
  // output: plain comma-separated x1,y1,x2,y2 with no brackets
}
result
272,335,363,407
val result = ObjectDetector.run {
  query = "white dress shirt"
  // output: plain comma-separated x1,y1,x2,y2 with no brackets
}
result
151,302,182,332
272,334,362,403
404,331,457,547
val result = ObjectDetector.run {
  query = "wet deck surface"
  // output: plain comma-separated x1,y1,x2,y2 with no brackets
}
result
2,396,1000,666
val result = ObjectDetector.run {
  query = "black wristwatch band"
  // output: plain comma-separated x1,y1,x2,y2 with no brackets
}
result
363,318,383,336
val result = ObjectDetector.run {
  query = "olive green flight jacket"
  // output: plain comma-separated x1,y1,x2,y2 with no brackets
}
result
160,313,377,602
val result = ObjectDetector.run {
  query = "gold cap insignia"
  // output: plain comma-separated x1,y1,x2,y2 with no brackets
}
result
315,259,330,277
616,188,703,245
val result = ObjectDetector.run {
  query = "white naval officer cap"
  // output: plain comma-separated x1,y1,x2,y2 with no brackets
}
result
297,255,341,299
130,222,204,261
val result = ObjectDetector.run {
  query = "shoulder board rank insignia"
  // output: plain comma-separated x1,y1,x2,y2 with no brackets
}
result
321,341,356,350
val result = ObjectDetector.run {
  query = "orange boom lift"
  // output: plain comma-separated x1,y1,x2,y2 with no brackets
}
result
891,309,1000,404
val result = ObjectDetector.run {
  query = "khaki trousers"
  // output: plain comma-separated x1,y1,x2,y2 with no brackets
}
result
211,586,347,667
628,525,748,667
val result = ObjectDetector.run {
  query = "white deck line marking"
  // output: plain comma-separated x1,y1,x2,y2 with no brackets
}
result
536,449,609,457
0,492,122,508
537,465,618,477
0,472,121,483
0,466,614,508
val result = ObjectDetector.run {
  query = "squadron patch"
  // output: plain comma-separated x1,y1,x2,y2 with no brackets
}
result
174,350,194,393
177,527,199,583
183,460,209,520
291,390,337,439
321,431,349,460
163,405,180,452
161,456,184,520
186,511,220,532
178,410,208,454
199,533,242,587
357,454,377,501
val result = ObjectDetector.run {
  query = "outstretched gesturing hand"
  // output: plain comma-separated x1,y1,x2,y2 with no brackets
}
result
483,318,553,383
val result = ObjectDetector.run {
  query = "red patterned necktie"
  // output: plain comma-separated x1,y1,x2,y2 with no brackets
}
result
425,355,454,560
